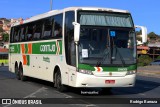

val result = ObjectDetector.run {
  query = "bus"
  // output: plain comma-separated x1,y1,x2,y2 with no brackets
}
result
0,53,8,66
0,47,8,66
9,7,143,92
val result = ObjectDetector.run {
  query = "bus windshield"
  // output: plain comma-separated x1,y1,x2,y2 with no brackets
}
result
78,12,136,66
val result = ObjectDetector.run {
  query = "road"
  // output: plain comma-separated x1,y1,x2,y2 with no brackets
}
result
0,66,159,107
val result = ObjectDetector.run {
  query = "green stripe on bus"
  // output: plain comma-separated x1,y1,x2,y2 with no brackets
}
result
9,40,62,55
9,44,20,53
25,44,28,54
78,64,137,72
26,55,30,66
59,41,62,54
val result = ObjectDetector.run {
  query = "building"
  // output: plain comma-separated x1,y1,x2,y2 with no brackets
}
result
0,18,11,34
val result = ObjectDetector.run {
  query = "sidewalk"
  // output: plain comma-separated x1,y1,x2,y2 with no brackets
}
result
137,66,160,78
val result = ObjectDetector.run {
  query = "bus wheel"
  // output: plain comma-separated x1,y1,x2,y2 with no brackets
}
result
1,63,4,66
19,65,27,81
15,65,20,80
55,70,67,92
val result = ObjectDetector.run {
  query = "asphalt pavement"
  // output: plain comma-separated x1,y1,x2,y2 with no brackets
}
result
137,66,160,78
0,66,159,107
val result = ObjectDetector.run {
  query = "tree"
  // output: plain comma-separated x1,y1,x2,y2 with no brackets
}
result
0,27,4,33
148,32,159,40
2,33,9,42
138,55,152,66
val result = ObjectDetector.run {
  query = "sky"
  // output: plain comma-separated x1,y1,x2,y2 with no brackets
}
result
0,0,160,35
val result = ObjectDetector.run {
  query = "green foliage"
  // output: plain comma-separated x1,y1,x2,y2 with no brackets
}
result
156,55,160,60
2,33,9,42
148,32,159,39
136,30,142,36
138,55,152,66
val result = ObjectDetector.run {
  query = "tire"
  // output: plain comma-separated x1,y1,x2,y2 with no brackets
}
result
19,65,27,81
15,65,20,80
1,63,4,66
54,70,67,92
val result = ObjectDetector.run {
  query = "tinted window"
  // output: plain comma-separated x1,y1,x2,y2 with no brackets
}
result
42,17,53,39
10,27,14,43
33,20,43,40
65,11,75,66
26,23,34,41
53,14,63,38
13,27,20,42
20,25,27,42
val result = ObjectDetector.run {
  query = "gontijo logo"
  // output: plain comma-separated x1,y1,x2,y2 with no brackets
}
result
40,44,55,52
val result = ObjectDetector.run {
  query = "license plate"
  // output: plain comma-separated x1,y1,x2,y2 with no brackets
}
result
105,80,115,84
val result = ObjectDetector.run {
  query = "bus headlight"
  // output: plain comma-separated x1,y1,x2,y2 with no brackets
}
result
79,69,93,75
126,70,136,75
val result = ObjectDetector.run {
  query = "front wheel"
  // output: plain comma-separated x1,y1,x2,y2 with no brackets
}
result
55,70,67,92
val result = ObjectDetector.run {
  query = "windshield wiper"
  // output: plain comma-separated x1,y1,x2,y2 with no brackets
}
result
114,45,125,67
96,48,110,67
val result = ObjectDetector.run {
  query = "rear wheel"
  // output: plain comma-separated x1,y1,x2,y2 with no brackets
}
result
1,63,4,66
19,65,27,81
15,65,20,80
54,69,67,92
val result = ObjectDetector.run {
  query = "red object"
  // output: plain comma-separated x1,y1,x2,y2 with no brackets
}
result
137,46,149,50
105,80,115,84
0,48,8,52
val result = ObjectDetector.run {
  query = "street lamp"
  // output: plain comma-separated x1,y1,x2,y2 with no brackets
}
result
50,0,53,10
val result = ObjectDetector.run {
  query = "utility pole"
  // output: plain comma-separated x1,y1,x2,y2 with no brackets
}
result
50,0,53,10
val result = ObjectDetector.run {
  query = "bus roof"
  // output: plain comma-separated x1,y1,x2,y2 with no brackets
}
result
12,7,130,27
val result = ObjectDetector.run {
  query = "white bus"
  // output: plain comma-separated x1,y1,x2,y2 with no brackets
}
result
9,7,140,92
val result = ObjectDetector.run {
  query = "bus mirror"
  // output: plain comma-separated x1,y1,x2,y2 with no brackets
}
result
72,22,80,42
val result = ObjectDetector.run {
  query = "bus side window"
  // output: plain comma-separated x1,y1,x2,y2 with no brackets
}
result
20,26,26,42
42,17,52,39
26,24,34,41
65,11,75,66
14,27,20,42
33,21,42,40
10,27,14,43
53,14,63,38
